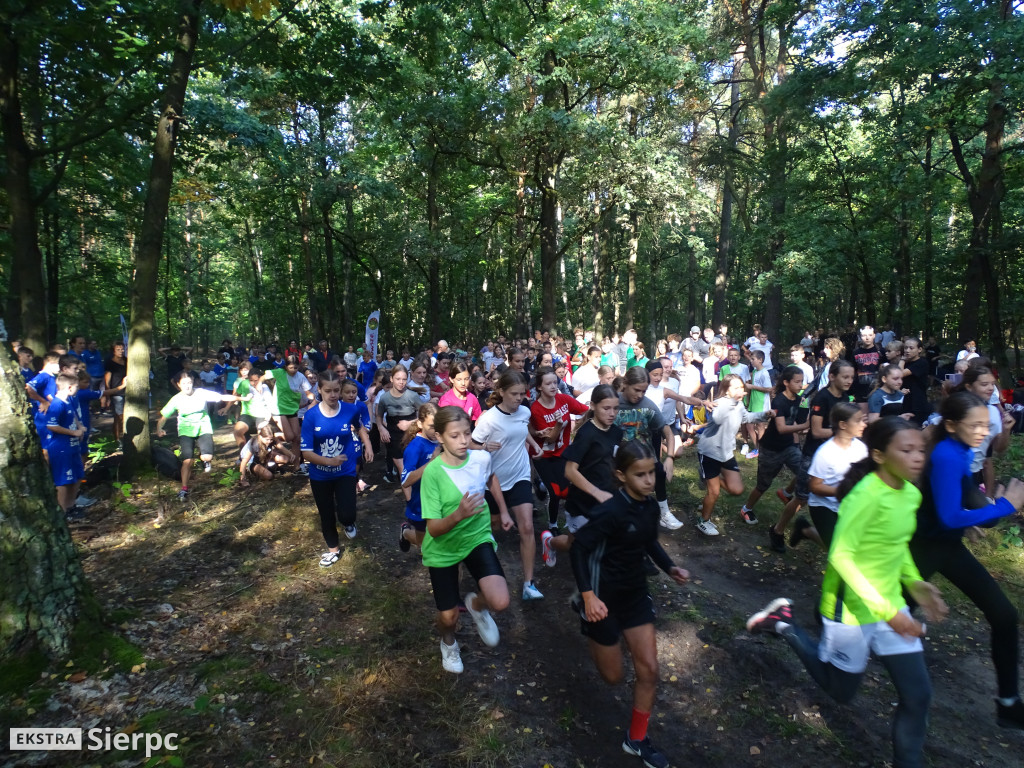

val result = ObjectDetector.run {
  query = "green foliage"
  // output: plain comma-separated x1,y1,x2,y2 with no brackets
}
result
1001,525,1023,550
219,467,241,487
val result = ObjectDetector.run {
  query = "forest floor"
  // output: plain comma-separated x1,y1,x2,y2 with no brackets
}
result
4,416,1024,768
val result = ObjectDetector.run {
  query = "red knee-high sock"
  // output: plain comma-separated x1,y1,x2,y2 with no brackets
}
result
629,708,651,741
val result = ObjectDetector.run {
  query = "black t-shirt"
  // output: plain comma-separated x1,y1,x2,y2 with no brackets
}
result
562,421,624,518
902,357,930,421
849,345,881,400
569,489,674,597
105,357,127,390
165,352,187,381
803,388,849,457
760,392,802,452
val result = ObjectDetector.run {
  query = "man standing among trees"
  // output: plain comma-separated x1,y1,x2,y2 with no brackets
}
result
307,339,333,373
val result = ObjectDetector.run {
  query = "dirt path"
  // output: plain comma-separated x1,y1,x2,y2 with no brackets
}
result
3,424,1024,767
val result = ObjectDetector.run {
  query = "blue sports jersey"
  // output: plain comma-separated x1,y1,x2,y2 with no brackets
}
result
81,349,105,378
300,402,361,480
28,371,57,436
401,435,438,521
348,401,371,457
45,396,79,452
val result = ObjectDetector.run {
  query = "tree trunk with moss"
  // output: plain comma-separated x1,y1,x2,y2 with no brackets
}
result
0,344,89,660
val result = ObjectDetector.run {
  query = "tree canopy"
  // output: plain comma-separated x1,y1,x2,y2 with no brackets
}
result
2,0,1022,366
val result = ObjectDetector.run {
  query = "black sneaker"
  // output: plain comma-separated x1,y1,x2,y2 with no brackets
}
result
789,516,812,548
382,471,394,484
997,698,1024,729
746,598,793,634
622,733,669,768
65,506,87,521
768,526,786,553
399,522,412,553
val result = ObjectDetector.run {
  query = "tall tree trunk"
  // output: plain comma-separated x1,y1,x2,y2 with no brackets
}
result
713,50,743,329
0,344,92,660
124,0,201,472
0,26,47,351
624,209,639,329
538,47,562,332
923,134,934,339
591,195,604,336
514,166,529,337
426,149,441,341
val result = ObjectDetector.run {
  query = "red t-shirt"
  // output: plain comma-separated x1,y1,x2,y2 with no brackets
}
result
530,394,590,458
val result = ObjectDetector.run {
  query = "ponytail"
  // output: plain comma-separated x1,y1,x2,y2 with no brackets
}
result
402,402,438,449
836,416,917,501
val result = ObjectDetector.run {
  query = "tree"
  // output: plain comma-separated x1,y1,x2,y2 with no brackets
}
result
0,344,90,659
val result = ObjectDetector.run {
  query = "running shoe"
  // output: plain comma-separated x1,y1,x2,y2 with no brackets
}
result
740,507,758,525
177,488,189,503
64,506,87,521
997,699,1024,729
463,591,500,647
696,518,719,536
381,471,394,484
319,551,339,568
747,449,759,459
203,461,212,473
75,494,99,508
440,639,463,674
622,733,669,768
740,444,749,457
522,581,544,600
776,488,793,505
659,508,683,530
399,522,412,552
746,597,793,634
789,516,812,548
534,479,548,501
540,529,556,567
768,526,786,553
297,464,309,476
344,525,357,539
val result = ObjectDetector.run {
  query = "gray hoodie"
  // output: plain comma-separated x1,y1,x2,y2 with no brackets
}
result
696,396,771,462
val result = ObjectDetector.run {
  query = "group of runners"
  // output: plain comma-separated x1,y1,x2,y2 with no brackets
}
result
15,322,1024,768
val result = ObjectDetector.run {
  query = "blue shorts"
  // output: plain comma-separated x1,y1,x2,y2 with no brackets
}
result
49,446,84,487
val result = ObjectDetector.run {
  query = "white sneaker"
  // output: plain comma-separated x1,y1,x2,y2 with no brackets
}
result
75,494,99,508
522,581,544,600
440,639,464,674
540,530,557,567
464,591,500,647
696,518,720,536
344,525,357,539
740,444,749,456
659,509,683,530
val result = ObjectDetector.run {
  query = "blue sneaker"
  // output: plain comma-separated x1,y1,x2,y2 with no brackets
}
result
622,733,669,768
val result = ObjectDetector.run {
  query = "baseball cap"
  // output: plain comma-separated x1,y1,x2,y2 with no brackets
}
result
690,326,700,333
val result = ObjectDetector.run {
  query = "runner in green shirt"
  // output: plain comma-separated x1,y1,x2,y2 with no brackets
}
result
746,418,947,768
156,371,240,502
420,406,513,674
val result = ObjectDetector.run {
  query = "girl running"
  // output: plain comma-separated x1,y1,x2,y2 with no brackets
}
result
695,373,772,536
738,366,809,527
421,406,512,674
775,359,855,549
439,361,483,423
794,402,867,549
530,366,590,536
342,379,372,493
472,371,544,600
911,390,1024,729
616,366,682,530
407,359,433,403
239,424,296,487
264,355,313,473
377,364,421,486
399,403,439,552
542,384,622,566
867,363,908,423
747,417,948,768
301,371,373,567
570,441,689,768
959,363,1012,493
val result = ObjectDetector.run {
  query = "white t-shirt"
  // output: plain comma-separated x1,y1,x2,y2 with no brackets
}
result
677,364,702,396
748,340,774,370
807,437,869,512
749,368,773,412
971,403,1003,473
653,378,681,426
572,364,600,394
471,405,532,490
796,361,814,388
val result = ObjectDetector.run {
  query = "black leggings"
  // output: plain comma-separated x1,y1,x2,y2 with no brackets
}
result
782,624,931,768
910,537,1020,699
649,434,667,502
534,455,568,526
310,476,357,549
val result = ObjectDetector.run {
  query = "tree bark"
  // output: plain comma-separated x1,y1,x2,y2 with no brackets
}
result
713,51,743,329
0,344,90,659
124,0,202,472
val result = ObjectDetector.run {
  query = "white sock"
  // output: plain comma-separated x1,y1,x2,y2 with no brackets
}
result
741,505,751,513
658,499,670,514
998,696,1019,707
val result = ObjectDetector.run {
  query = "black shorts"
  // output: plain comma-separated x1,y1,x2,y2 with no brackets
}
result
697,453,739,481
239,414,257,435
179,433,214,461
485,479,533,513
581,588,656,646
533,455,570,498
428,542,505,612
809,504,838,550
794,453,814,500
755,444,802,492
405,518,427,532
386,422,408,462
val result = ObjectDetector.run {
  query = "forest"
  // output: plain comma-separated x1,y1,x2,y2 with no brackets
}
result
2,0,1022,366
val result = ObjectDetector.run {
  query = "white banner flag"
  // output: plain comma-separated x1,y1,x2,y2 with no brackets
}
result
365,310,380,360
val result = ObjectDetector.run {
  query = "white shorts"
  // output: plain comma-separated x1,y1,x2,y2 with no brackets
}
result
818,608,923,673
